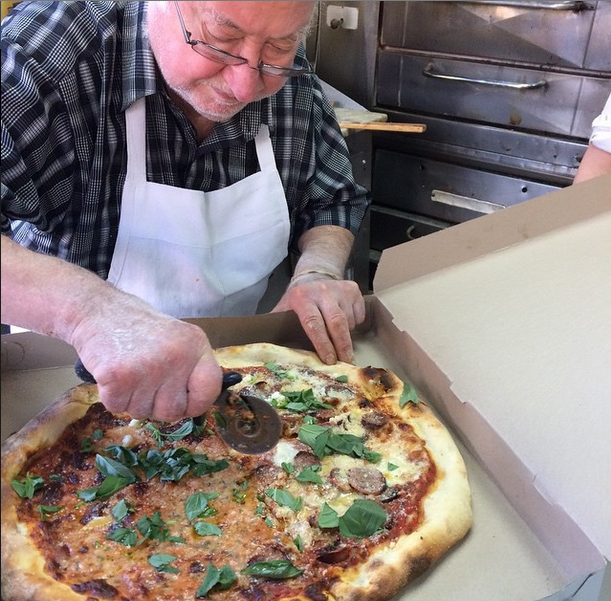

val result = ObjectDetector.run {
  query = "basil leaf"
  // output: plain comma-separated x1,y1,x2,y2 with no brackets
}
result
298,424,331,459
241,560,303,579
399,382,419,407
265,488,303,512
318,503,339,529
11,473,44,499
196,563,237,597
77,475,132,501
149,554,179,573
106,445,138,467
95,455,138,483
338,499,387,538
38,505,63,520
296,467,323,485
185,492,211,521
193,522,222,537
111,499,131,522
145,419,194,442
106,526,137,547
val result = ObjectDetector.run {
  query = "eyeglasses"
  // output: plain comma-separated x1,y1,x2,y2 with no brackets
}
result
173,2,313,78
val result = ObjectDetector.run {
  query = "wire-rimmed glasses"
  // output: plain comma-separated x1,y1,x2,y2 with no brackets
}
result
173,2,313,78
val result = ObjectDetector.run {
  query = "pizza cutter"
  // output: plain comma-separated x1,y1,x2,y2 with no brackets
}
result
211,371,283,455
73,359,282,454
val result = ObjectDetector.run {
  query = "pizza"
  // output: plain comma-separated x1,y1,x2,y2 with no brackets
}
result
1,342,472,601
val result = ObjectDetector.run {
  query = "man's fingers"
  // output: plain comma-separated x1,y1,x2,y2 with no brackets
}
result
185,355,224,417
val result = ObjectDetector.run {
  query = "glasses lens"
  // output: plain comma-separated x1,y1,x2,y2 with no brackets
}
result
259,64,313,78
191,41,313,78
191,41,245,66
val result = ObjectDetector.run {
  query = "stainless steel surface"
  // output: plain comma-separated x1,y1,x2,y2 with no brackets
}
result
377,53,609,140
422,65,547,90
313,1,611,285
379,1,611,73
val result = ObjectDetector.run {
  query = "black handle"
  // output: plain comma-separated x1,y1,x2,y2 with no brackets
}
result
75,361,242,389
222,371,243,389
75,357,97,384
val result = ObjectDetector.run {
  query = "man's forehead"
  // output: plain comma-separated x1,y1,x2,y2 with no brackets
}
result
200,1,315,39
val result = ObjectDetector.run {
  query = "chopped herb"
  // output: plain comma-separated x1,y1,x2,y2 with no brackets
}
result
185,492,219,521
38,505,63,520
193,522,222,537
241,560,303,579
77,475,132,501
11,473,44,499
318,499,387,538
95,454,138,483
265,488,303,512
296,466,323,485
281,462,295,474
335,375,348,383
111,499,133,522
293,534,304,552
387,462,399,471
106,526,137,547
317,503,340,529
196,563,237,597
399,382,419,407
298,425,380,463
79,438,94,453
339,499,387,538
264,362,292,380
136,511,185,544
271,388,332,413
232,481,248,504
145,419,194,442
149,554,180,573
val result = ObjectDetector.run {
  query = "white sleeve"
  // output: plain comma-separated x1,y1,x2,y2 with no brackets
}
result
589,92,611,153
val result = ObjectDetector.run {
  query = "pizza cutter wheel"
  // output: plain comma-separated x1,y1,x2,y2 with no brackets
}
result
212,371,283,455
74,359,282,455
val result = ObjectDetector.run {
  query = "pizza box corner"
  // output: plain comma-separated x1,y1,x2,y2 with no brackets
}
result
2,174,611,601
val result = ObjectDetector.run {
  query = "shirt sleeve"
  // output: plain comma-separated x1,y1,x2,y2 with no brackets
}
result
589,93,611,154
278,71,371,248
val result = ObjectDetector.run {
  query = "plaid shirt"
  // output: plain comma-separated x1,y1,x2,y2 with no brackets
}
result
1,1,369,278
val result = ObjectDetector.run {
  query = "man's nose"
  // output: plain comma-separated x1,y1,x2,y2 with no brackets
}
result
226,62,265,103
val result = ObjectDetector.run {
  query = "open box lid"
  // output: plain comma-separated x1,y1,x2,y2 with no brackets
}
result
373,174,611,566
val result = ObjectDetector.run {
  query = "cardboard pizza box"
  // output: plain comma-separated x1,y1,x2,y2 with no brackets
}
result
2,174,610,601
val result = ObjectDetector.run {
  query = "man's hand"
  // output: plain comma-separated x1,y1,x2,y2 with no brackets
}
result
70,301,223,423
272,274,366,364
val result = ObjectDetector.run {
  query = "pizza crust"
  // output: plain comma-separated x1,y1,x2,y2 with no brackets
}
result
1,385,99,601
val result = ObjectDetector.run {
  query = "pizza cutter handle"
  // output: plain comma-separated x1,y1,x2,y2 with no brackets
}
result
74,357,97,384
74,360,242,394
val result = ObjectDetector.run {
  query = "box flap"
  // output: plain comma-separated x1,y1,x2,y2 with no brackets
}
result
374,174,611,292
373,176,611,561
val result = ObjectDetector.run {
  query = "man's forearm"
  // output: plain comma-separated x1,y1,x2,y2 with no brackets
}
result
291,225,355,282
1,235,111,340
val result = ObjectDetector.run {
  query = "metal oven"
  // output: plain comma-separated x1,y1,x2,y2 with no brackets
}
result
313,1,611,286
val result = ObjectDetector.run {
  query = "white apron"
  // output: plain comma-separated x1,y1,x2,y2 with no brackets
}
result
107,98,290,317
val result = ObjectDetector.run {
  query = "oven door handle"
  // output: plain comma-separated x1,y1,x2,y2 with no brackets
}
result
422,65,547,90
431,190,505,215
463,1,587,10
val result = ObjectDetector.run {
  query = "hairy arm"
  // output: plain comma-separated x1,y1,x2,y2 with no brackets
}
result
1,235,222,422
